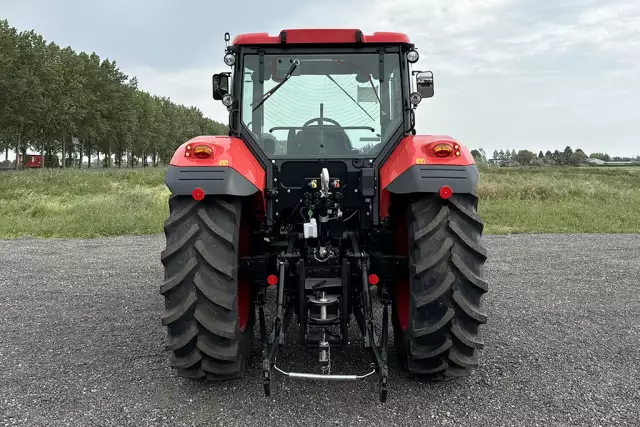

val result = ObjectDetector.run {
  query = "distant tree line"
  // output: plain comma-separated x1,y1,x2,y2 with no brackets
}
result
469,146,639,166
0,19,227,169
490,147,589,166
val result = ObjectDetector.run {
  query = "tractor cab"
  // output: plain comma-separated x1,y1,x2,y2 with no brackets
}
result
212,29,434,160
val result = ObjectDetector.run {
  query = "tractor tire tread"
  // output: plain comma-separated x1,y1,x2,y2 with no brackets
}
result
161,195,253,381
394,193,488,379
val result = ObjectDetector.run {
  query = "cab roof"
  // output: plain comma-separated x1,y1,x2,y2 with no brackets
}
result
232,29,412,46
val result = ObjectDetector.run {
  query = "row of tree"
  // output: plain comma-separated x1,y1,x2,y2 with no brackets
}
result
490,147,590,165
470,146,639,166
0,19,227,169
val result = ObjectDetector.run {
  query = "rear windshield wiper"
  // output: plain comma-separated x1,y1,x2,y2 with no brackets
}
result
252,58,300,112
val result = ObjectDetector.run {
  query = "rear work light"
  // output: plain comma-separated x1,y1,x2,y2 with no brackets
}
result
432,143,453,157
192,145,213,159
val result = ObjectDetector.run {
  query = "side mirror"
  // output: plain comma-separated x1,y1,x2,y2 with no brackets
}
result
212,73,230,100
415,71,434,98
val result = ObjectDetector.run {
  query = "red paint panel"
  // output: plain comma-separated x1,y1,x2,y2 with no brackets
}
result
379,135,475,218
237,205,252,331
395,213,410,331
169,135,266,200
365,32,411,44
233,33,279,45
233,29,410,45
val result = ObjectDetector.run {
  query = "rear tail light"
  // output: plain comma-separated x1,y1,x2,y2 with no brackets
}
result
192,187,205,201
440,185,453,199
267,275,278,286
433,143,453,157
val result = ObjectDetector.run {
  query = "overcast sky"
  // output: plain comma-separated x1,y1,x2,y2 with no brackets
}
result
2,0,639,157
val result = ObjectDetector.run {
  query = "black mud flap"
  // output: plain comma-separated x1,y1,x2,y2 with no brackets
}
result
385,164,479,195
165,165,260,196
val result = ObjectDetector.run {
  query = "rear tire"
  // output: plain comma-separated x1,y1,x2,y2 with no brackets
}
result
392,193,488,379
160,194,254,380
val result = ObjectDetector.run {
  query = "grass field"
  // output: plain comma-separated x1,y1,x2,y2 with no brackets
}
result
1,165,639,238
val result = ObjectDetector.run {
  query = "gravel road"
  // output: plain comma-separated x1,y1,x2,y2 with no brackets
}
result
1,234,639,427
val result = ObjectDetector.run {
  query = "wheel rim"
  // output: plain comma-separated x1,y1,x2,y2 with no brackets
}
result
395,213,410,332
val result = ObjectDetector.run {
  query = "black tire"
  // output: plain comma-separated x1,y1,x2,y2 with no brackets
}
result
392,193,488,378
160,194,254,380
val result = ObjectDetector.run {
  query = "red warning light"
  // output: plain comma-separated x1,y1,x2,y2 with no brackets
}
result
439,186,453,199
192,188,205,201
267,274,278,286
368,274,380,285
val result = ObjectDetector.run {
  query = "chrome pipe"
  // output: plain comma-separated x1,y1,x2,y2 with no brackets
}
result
273,365,376,381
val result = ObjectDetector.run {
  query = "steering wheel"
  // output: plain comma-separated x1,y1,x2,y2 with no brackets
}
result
299,116,352,154
303,117,342,127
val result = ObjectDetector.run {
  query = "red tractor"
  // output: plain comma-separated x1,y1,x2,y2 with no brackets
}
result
160,29,488,402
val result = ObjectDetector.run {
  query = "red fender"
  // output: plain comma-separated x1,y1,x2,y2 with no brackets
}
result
167,136,266,213
379,135,477,219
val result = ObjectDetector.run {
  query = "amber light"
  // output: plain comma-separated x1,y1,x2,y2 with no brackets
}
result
193,145,213,159
432,143,453,157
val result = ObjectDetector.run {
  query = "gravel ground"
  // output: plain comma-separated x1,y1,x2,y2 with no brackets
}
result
0,234,639,427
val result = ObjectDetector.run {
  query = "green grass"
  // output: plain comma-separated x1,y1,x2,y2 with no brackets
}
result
0,168,169,238
1,165,639,238
477,166,640,234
